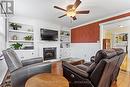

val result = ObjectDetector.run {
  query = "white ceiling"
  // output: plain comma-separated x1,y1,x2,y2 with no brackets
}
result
103,19,130,30
14,0,130,28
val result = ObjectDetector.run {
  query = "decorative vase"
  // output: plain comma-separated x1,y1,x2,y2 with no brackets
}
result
12,35,18,40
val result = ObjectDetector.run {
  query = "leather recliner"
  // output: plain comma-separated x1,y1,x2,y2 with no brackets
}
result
62,49,121,87
2,48,51,87
82,49,117,66
76,49,117,74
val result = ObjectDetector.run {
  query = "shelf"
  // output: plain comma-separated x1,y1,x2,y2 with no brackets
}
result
9,30,34,34
60,35,70,37
61,41,70,43
14,50,34,51
60,48,70,49
9,40,34,43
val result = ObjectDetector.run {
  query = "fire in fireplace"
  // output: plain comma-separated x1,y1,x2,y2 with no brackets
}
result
43,47,57,61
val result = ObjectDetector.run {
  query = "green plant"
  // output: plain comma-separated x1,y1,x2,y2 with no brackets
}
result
24,35,32,40
10,42,23,50
10,23,22,30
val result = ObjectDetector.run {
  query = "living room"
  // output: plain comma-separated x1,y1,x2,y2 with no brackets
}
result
0,0,130,87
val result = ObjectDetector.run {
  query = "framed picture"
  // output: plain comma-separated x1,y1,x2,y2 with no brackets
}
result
115,33,128,43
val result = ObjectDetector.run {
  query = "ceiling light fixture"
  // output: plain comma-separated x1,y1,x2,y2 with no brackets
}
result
67,9,76,17
66,5,76,17
119,25,124,28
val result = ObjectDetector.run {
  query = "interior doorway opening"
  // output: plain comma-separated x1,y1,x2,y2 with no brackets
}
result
100,17,130,72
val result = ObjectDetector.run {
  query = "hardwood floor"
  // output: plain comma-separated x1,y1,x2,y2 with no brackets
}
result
111,71,130,87
120,54,129,71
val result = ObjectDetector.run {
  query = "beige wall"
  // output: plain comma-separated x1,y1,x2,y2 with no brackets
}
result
103,27,128,48
104,27,128,38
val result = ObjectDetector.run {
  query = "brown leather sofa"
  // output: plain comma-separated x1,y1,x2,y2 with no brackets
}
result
62,48,125,87
111,48,125,81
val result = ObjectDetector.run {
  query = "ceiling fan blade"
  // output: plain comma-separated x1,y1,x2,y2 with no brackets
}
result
58,14,67,18
73,0,81,9
76,10,90,14
71,16,77,20
54,6,66,11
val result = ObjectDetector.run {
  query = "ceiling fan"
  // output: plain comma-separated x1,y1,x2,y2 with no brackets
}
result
54,0,90,20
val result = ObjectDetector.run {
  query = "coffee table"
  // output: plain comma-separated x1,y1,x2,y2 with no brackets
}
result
25,73,69,87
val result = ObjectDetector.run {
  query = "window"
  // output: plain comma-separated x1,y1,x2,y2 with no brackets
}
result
0,17,5,52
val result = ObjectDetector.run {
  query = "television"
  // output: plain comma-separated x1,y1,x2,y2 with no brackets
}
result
40,29,58,41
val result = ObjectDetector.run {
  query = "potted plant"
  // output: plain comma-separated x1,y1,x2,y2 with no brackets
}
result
24,35,32,40
10,42,23,50
10,23,22,30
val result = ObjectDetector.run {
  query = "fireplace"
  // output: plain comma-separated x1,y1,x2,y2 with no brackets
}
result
43,47,57,61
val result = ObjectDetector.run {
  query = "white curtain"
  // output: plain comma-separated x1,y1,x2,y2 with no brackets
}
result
0,17,5,52
0,16,8,85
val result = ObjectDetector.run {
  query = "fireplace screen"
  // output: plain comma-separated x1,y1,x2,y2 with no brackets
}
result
43,47,56,61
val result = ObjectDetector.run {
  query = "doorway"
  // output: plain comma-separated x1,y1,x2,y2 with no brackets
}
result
100,17,130,72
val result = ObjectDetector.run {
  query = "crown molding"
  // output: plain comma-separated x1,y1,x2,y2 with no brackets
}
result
71,9,130,29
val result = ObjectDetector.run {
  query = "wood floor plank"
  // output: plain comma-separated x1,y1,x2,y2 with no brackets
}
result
111,71,130,87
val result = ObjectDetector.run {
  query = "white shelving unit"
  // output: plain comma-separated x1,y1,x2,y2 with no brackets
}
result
9,30,34,34
9,40,34,43
7,22,36,60
7,22,34,49
60,30,71,58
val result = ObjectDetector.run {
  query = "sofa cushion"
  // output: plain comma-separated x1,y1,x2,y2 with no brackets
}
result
87,63,96,73
76,62,96,74
90,60,107,87
103,49,117,59
76,64,88,71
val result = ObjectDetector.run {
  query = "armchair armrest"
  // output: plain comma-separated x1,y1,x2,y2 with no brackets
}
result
63,61,94,87
63,61,89,78
21,57,43,66
11,62,51,87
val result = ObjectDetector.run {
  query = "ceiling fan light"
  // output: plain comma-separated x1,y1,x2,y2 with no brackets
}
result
67,10,76,17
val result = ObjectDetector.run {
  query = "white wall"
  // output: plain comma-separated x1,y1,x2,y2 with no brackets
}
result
9,16,69,59
71,43,101,61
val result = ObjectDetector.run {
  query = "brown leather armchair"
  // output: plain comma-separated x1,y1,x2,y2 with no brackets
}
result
62,49,121,87
76,49,117,74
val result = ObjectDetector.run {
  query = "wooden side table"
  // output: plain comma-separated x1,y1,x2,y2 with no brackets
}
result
51,61,63,75
51,59,85,75
25,73,69,87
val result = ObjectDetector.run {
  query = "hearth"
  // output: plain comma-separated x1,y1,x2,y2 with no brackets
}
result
43,47,57,61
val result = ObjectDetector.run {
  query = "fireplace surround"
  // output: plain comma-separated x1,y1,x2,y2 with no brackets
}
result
43,47,57,61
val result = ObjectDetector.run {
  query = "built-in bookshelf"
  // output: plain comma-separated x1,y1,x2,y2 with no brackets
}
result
60,30,71,58
7,22,34,51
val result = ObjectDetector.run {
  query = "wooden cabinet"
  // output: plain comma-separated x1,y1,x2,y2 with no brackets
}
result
15,50,36,60
103,39,111,49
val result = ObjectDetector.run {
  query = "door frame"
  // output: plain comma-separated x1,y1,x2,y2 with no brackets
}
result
99,16,130,66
